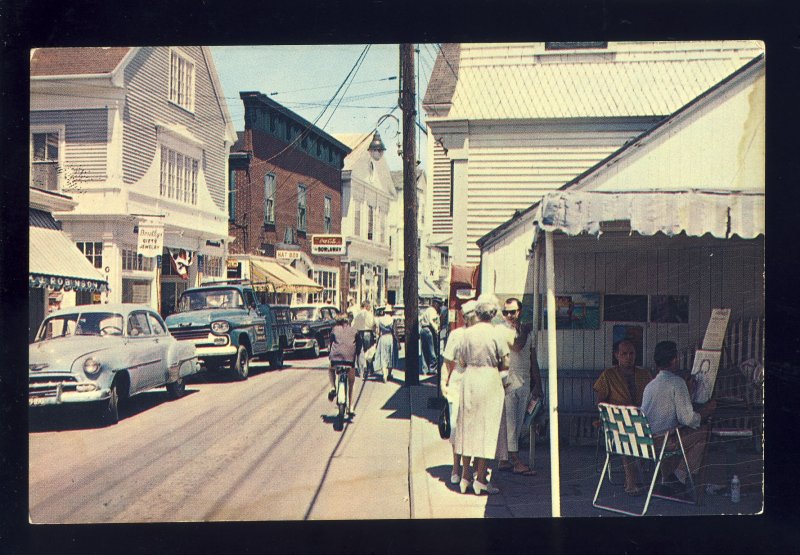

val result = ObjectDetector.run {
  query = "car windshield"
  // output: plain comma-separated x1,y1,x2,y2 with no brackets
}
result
178,289,244,312
35,312,125,341
291,307,317,321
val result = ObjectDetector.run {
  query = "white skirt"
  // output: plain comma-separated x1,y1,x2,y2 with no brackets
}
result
452,365,505,459
446,367,464,447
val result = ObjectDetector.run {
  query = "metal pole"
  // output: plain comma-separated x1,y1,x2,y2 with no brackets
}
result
401,43,420,385
545,230,561,517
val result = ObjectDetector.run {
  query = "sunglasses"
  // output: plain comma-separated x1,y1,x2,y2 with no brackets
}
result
501,309,519,316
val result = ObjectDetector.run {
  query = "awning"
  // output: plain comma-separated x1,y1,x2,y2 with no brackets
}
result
249,259,323,294
29,226,109,292
419,277,445,299
535,190,765,239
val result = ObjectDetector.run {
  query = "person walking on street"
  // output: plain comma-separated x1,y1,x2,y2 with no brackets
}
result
352,300,376,378
593,338,653,495
451,299,510,495
496,297,541,477
373,306,398,382
442,300,478,485
327,313,362,418
419,300,440,375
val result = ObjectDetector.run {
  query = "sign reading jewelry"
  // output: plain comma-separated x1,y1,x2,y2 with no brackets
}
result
311,234,345,256
137,222,164,258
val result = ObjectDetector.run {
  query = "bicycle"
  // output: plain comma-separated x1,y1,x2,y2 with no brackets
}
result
333,363,354,431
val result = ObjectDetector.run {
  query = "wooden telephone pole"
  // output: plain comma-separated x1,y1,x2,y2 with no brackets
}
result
401,43,419,385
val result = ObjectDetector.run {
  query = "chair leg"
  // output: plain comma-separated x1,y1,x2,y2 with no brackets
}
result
593,454,660,517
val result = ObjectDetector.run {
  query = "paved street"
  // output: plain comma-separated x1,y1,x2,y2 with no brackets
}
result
29,354,411,523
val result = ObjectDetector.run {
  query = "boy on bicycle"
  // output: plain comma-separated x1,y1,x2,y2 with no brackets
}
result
328,312,362,417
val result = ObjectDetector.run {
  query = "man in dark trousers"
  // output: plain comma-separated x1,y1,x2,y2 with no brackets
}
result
328,312,362,418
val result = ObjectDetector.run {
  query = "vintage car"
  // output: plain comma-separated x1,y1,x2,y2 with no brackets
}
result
29,304,199,425
287,304,339,358
165,282,293,378
393,304,406,342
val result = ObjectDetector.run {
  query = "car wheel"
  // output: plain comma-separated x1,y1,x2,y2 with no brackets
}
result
308,339,320,359
268,348,284,370
166,376,186,399
232,345,250,381
100,383,120,426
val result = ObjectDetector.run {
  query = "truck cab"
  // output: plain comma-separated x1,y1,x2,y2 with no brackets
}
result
164,281,293,380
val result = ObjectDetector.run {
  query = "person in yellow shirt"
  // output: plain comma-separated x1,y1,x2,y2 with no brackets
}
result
593,339,653,495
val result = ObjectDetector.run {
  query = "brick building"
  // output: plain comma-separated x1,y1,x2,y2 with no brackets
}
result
229,91,351,307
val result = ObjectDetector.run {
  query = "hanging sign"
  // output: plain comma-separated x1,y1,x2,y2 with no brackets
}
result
311,234,345,255
137,223,164,258
277,250,302,260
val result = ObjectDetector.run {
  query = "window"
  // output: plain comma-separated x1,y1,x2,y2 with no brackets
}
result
160,146,199,204
147,313,167,335
324,196,332,233
122,280,151,305
122,248,154,272
169,49,195,111
545,42,608,50
354,204,361,238
203,255,224,277
76,242,103,269
378,208,384,244
229,169,237,222
297,184,307,232
367,205,374,241
284,226,296,244
389,236,393,257
449,160,455,217
264,174,276,225
31,131,60,191
311,269,338,305
127,311,152,336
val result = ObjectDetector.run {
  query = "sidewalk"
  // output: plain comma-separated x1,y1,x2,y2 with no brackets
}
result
407,382,764,518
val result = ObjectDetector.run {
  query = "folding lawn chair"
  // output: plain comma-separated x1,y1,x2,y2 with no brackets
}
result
593,402,700,516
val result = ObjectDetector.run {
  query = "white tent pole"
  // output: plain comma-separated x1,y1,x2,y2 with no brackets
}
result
545,230,561,517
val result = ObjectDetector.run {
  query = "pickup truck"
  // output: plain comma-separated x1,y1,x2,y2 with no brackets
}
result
164,283,293,380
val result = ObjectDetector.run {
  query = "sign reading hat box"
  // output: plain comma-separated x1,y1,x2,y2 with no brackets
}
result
311,234,345,255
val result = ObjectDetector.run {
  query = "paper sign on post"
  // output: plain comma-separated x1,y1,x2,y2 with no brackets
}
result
701,308,731,350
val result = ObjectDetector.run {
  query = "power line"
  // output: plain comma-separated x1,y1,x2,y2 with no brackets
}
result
268,75,397,96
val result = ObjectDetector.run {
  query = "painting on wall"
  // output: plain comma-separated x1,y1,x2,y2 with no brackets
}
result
542,293,601,330
612,324,645,367
604,294,649,322
650,295,689,323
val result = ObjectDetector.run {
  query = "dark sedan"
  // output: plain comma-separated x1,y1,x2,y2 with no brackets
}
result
287,304,338,357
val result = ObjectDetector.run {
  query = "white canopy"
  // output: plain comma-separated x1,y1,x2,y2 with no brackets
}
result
535,190,765,239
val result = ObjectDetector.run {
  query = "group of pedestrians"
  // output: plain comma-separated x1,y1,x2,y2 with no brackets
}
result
347,299,400,382
441,295,543,495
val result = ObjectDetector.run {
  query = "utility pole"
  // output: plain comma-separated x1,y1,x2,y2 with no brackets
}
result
401,43,419,385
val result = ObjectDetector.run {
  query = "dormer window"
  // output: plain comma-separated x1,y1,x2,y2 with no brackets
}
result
169,49,195,112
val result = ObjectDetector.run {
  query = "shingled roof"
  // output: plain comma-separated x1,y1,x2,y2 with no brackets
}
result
30,47,132,76
423,41,764,120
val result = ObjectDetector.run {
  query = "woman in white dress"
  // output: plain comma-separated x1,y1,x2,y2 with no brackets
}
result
452,299,510,495
442,300,478,485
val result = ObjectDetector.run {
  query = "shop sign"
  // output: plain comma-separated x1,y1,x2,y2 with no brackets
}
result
137,224,164,257
277,250,302,260
311,234,345,256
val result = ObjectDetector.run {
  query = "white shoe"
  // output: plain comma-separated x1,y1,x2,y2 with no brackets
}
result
459,478,472,494
472,480,499,495
450,469,461,484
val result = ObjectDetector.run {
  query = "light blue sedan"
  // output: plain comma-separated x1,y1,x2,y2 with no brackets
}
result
29,304,199,425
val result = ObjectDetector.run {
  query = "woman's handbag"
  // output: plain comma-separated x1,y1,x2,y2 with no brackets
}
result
438,401,451,439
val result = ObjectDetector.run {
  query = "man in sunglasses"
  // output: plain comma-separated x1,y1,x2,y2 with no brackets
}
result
497,297,542,476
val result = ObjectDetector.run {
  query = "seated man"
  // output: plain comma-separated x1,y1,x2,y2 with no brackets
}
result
642,341,716,495
593,339,653,495
327,313,362,417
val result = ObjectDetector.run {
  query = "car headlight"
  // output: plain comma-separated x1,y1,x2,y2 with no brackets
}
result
210,320,230,335
83,357,102,378
301,325,311,335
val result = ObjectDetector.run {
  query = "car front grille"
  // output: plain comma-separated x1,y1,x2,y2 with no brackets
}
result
29,375,78,397
170,327,210,341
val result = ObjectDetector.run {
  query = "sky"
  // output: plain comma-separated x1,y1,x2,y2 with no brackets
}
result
210,44,438,172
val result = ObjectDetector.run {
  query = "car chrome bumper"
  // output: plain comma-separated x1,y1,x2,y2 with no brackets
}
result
29,387,110,407
196,345,238,358
290,338,315,351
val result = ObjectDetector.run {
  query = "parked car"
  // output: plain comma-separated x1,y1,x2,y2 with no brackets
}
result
288,304,339,357
29,304,199,425
165,282,293,379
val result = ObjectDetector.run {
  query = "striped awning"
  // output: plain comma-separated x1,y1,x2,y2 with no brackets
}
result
249,259,323,294
29,226,109,292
